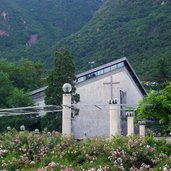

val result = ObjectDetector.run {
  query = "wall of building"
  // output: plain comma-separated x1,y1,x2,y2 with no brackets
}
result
72,67,144,139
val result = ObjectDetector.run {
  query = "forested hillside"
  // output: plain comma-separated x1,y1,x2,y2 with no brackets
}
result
55,0,171,81
0,0,103,62
1,0,171,81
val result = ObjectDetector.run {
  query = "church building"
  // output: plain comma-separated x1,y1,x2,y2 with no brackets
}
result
30,57,146,138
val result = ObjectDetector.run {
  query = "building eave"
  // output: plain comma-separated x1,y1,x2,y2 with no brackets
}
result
30,57,147,97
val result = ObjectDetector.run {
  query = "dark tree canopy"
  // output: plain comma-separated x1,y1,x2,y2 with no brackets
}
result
0,58,45,91
0,71,13,108
43,49,79,132
45,49,78,106
0,58,44,131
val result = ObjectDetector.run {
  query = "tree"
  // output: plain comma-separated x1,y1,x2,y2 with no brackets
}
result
137,83,171,131
0,58,45,91
0,72,13,108
45,49,79,106
12,58,45,91
0,71,36,132
0,59,42,131
42,49,79,132
7,88,33,108
154,57,170,89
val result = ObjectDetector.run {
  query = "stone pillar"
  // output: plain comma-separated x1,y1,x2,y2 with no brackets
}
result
62,94,72,136
139,121,146,137
109,99,121,138
126,111,134,136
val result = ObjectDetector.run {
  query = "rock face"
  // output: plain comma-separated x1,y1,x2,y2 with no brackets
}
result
28,34,38,47
0,30,9,37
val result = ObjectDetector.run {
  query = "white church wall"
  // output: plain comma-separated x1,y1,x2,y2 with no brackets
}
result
73,67,144,139
32,92,46,116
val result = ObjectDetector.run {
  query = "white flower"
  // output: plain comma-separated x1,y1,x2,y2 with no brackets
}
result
146,145,150,148
48,161,56,168
30,161,35,165
163,167,168,171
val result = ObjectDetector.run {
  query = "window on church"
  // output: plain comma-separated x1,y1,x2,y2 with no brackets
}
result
94,71,98,76
76,62,125,83
117,62,124,68
103,67,111,73
111,64,117,70
97,69,104,76
77,76,86,82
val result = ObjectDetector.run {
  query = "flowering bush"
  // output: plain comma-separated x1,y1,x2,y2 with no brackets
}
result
0,130,170,171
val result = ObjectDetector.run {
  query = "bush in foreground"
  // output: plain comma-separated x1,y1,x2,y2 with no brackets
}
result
0,130,171,171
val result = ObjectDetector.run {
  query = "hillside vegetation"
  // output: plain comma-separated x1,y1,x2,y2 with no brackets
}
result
55,0,171,80
0,0,103,62
1,0,171,81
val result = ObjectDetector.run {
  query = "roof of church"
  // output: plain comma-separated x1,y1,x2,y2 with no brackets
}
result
30,57,146,96
29,86,48,96
76,57,146,96
77,57,127,78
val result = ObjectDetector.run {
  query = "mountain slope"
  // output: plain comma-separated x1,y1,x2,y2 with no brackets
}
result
55,0,171,80
0,0,104,62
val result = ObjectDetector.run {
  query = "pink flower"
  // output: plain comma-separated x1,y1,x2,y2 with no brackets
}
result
48,161,56,168
63,167,72,171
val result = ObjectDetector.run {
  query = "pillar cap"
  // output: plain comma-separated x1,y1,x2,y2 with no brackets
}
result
109,99,117,104
138,121,146,125
126,111,134,117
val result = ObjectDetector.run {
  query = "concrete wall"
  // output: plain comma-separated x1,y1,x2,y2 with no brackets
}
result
73,67,144,139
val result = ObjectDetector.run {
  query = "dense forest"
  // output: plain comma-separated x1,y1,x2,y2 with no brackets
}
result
0,58,45,131
0,0,171,81
55,0,171,81
0,0,103,62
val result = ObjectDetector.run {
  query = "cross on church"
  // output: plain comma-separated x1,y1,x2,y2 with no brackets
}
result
103,76,120,100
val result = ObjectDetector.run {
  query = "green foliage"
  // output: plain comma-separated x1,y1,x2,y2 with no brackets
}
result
1,0,171,81
0,72,13,108
0,58,44,132
42,49,79,132
55,0,171,81
6,88,33,108
0,0,103,63
137,82,171,130
12,58,45,90
40,113,62,132
0,116,41,132
155,57,170,88
0,132,171,170
45,49,78,106
0,58,45,91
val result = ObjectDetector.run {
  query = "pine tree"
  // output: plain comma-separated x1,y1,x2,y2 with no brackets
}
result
45,49,79,105
42,49,79,132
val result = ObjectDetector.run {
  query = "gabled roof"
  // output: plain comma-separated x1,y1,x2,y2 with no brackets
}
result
77,57,127,78
76,57,146,96
29,86,47,96
30,57,146,96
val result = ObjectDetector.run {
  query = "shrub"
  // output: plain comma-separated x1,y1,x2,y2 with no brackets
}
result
0,131,170,171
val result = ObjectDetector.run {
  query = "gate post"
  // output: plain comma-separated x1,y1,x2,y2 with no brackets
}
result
109,99,121,137
126,111,134,136
139,121,146,137
62,83,72,136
